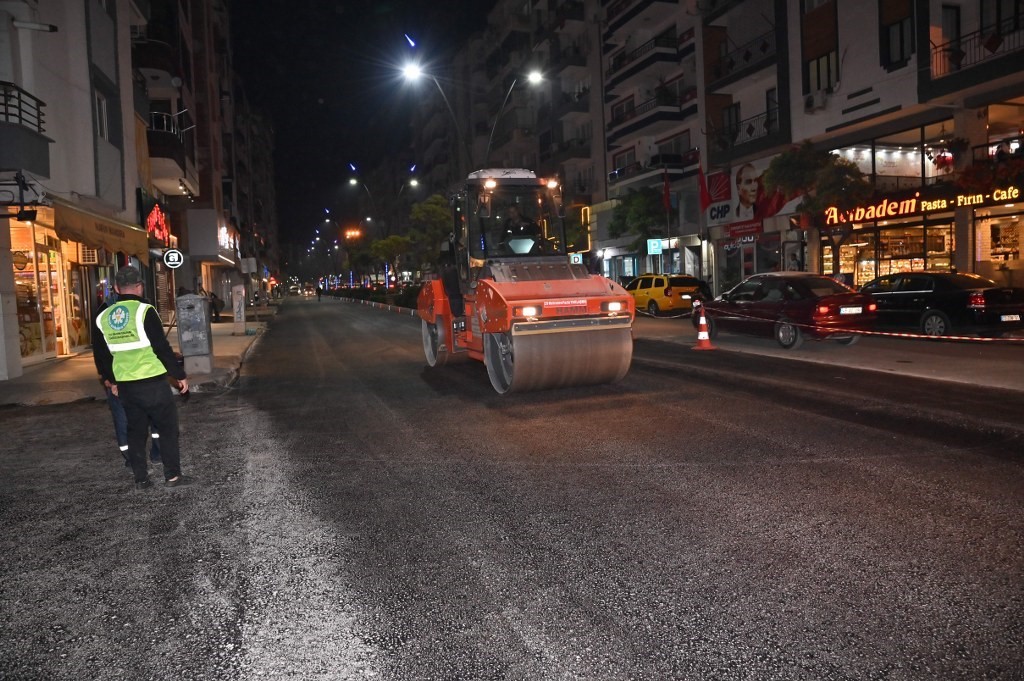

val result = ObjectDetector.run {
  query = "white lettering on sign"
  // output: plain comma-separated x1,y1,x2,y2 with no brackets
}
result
543,299,586,307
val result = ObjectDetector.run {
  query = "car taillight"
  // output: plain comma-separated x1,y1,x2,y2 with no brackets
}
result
868,302,877,312
816,304,830,316
968,292,985,309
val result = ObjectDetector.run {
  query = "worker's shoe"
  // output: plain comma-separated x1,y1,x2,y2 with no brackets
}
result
164,475,191,488
135,479,153,490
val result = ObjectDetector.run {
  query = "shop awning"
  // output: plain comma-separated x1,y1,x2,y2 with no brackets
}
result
46,195,150,265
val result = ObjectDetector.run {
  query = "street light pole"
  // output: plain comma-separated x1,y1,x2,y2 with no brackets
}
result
402,63,474,175
484,70,543,166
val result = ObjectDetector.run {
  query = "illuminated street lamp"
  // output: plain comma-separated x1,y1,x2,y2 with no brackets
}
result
485,70,544,165
401,62,473,174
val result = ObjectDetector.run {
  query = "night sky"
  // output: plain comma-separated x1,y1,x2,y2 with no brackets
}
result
230,0,494,251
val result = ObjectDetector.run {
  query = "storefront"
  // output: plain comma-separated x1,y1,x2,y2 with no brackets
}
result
818,181,1020,287
5,198,149,366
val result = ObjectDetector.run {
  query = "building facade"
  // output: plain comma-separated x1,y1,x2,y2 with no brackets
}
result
406,0,1022,297
1,0,278,382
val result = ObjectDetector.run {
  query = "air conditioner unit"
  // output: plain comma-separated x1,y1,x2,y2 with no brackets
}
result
804,90,828,113
79,244,101,265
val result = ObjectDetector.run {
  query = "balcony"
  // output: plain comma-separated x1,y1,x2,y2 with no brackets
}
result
550,137,592,165
0,81,52,176
607,87,698,145
132,38,179,88
604,0,680,38
607,148,700,190
548,0,585,31
706,29,777,90
556,90,591,121
146,112,186,194
707,109,785,164
551,44,587,75
699,0,744,22
606,33,678,94
930,22,1024,79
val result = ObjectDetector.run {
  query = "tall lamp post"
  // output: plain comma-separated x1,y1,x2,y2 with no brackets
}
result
485,70,543,165
402,63,473,176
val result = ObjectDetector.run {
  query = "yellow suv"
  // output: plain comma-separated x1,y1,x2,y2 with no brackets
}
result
625,274,711,316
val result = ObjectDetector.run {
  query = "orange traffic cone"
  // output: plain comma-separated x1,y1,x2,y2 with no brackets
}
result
693,304,716,351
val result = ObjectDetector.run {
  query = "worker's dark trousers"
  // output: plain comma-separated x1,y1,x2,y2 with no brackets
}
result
118,377,182,483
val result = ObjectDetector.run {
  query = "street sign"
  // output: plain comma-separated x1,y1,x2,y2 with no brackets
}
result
163,248,184,269
647,238,662,255
570,253,583,264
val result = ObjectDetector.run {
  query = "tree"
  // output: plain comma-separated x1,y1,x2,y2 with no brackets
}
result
407,194,452,274
371,235,412,286
763,142,873,277
608,186,667,257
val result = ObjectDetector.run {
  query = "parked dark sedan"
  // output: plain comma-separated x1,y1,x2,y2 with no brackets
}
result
692,272,877,349
859,271,1024,337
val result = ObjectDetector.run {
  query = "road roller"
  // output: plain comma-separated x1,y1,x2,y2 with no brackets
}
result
417,168,635,394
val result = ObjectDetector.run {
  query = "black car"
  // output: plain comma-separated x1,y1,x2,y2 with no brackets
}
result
859,271,1024,337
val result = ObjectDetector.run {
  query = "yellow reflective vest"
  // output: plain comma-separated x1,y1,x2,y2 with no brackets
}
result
96,300,166,381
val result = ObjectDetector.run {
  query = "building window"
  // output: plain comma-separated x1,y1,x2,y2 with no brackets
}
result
806,51,838,92
766,88,779,132
883,16,914,68
658,132,691,156
611,98,635,124
803,0,831,12
94,92,109,141
982,0,1023,33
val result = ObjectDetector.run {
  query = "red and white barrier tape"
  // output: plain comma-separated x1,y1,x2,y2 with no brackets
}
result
690,301,1024,343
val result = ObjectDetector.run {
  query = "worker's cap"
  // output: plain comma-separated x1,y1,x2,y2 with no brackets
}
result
114,265,143,287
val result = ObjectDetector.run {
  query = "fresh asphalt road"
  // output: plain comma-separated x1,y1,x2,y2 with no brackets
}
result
1,298,1021,680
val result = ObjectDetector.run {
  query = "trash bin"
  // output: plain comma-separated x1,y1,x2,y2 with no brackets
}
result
175,293,213,374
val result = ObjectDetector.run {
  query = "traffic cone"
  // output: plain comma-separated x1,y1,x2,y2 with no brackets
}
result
693,303,716,351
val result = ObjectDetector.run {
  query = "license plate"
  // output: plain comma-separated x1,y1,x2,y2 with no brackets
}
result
840,306,862,315
1001,314,1021,322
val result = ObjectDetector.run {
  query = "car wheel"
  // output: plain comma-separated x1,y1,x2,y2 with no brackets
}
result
920,310,951,336
647,301,660,317
836,334,860,346
704,313,718,339
774,319,804,349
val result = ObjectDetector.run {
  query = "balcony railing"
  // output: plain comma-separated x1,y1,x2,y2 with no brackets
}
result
930,22,1024,78
707,29,776,83
709,109,780,151
607,148,699,184
1,81,46,133
149,112,183,139
608,33,677,76
608,87,695,130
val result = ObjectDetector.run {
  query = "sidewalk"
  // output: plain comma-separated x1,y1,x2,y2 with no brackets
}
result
0,306,276,408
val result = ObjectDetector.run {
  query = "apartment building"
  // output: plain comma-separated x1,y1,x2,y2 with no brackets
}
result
1,0,277,381
408,0,1022,297
2,0,151,380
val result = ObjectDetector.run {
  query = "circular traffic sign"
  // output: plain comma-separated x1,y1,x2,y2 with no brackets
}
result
163,248,184,269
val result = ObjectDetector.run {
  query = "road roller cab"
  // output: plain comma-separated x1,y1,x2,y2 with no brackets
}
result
417,169,636,394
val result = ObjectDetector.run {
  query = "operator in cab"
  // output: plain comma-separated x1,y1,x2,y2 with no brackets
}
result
499,204,547,255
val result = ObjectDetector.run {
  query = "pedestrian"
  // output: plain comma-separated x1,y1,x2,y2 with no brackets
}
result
102,381,162,467
95,292,162,469
210,292,223,322
94,266,190,489
316,285,323,302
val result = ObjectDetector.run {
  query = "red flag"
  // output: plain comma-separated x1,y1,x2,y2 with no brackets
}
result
662,170,671,212
698,165,712,212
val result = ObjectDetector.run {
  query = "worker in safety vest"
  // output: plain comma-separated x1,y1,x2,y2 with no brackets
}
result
93,265,189,490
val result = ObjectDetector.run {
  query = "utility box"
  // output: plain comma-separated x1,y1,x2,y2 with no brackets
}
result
175,293,213,374
232,283,246,335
